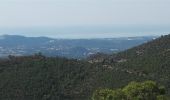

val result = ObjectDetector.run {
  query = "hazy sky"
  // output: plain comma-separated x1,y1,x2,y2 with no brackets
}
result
0,0,170,38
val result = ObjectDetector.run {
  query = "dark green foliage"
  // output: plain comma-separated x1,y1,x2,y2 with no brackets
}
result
0,55,144,100
0,56,93,100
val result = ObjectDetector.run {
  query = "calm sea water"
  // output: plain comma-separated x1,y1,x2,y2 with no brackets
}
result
0,26,169,39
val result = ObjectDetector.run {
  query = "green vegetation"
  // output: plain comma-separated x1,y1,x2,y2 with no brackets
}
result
0,34,169,100
97,35,170,95
92,81,167,100
0,55,94,100
0,55,144,100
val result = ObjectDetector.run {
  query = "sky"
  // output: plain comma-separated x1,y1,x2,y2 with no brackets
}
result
0,0,170,38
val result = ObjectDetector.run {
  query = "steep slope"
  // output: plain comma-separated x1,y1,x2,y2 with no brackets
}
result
96,34,170,95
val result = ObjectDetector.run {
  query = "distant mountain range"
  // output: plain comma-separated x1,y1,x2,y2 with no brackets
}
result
0,35,158,58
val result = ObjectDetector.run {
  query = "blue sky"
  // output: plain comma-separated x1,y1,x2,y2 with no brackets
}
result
0,0,170,38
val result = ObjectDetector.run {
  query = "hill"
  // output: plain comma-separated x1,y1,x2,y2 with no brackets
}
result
0,35,169,100
0,35,156,58
90,34,170,95
0,54,146,100
117,35,170,95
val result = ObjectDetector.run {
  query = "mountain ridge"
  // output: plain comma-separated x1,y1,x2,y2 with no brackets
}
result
0,34,157,59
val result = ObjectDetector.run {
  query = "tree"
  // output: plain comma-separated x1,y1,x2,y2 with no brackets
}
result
92,89,114,100
106,89,126,100
92,81,167,100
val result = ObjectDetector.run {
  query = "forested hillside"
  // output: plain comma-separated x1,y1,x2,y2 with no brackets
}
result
0,54,145,100
90,34,170,96
0,35,169,100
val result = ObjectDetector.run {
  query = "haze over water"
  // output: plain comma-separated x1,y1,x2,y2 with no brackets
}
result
0,26,169,39
0,0,170,38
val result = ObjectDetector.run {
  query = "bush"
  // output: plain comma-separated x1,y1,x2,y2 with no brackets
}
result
92,81,167,100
